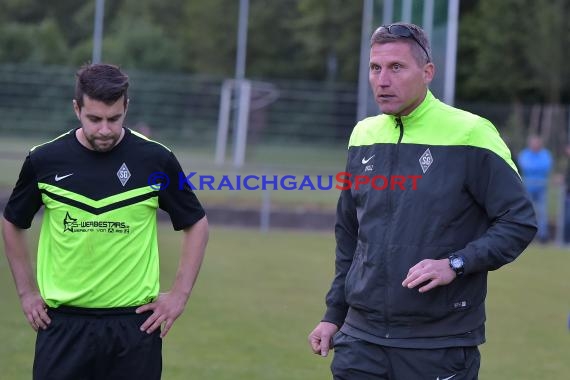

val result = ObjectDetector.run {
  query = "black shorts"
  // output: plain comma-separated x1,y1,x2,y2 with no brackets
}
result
33,306,162,380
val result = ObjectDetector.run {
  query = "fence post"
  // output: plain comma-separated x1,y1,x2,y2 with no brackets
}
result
260,187,270,232
233,80,251,168
215,80,233,166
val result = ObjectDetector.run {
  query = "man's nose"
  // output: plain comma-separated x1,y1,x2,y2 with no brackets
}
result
376,70,390,87
99,121,112,135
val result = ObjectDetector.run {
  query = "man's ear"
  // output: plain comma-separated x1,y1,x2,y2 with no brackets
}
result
423,62,435,85
72,99,81,120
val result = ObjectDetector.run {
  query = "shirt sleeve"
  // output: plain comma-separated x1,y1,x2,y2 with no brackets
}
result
158,152,206,230
455,119,537,274
3,155,43,229
323,156,358,327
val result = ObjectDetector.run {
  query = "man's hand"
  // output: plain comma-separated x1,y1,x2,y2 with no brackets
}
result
2,218,50,331
308,321,339,357
21,291,51,331
137,217,208,339
402,258,456,293
136,291,188,338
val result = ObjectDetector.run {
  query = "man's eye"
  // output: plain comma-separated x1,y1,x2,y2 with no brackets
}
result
393,64,402,71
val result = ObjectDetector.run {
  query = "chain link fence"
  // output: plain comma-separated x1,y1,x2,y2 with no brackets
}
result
1,64,570,235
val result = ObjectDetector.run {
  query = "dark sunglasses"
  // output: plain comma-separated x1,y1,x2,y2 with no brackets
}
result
379,24,430,63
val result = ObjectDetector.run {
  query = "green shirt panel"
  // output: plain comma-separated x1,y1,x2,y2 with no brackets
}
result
37,184,160,308
348,91,518,174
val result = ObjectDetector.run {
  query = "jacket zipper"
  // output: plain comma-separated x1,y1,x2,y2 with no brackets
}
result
384,116,404,338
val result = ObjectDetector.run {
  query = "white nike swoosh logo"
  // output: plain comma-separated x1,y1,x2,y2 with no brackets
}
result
55,173,74,182
361,155,375,164
437,375,457,380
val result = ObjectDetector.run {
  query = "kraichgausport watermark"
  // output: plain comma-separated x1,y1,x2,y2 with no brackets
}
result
147,172,422,191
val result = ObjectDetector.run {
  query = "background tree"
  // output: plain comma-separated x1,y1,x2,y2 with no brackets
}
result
293,0,361,82
178,0,239,76
99,0,185,70
457,0,537,102
1,0,569,96
457,0,569,105
0,20,67,64
458,0,570,158
246,0,305,79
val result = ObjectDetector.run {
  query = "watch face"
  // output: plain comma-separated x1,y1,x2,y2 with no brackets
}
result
451,257,463,269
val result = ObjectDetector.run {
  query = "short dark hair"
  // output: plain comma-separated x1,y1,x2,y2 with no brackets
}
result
74,63,129,109
370,22,432,65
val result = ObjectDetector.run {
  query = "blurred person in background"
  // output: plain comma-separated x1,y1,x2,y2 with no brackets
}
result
308,22,537,379
518,135,553,243
2,63,209,380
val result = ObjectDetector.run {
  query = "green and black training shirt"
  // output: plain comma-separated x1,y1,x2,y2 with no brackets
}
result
4,128,205,308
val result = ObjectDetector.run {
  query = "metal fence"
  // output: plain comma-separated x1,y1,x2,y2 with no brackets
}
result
3,64,569,157
0,64,356,151
2,64,570,234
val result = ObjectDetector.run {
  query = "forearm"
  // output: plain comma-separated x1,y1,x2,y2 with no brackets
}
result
170,216,209,300
456,218,536,275
2,217,38,298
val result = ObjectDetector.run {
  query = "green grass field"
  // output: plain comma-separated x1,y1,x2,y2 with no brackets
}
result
0,224,569,379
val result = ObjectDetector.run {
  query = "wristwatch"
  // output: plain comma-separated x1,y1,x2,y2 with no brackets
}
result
448,254,465,276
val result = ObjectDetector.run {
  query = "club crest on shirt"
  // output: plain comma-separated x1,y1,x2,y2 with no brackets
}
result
117,163,131,186
419,148,433,173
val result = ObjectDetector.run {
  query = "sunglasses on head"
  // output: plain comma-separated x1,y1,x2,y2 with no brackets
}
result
379,24,430,63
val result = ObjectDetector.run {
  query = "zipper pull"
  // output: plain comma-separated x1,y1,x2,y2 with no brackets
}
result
395,117,403,129
395,117,404,144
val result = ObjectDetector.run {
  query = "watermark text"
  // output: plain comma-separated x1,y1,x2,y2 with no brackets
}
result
147,171,422,191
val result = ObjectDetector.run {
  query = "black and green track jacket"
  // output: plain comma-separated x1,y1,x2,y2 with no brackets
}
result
324,91,537,347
